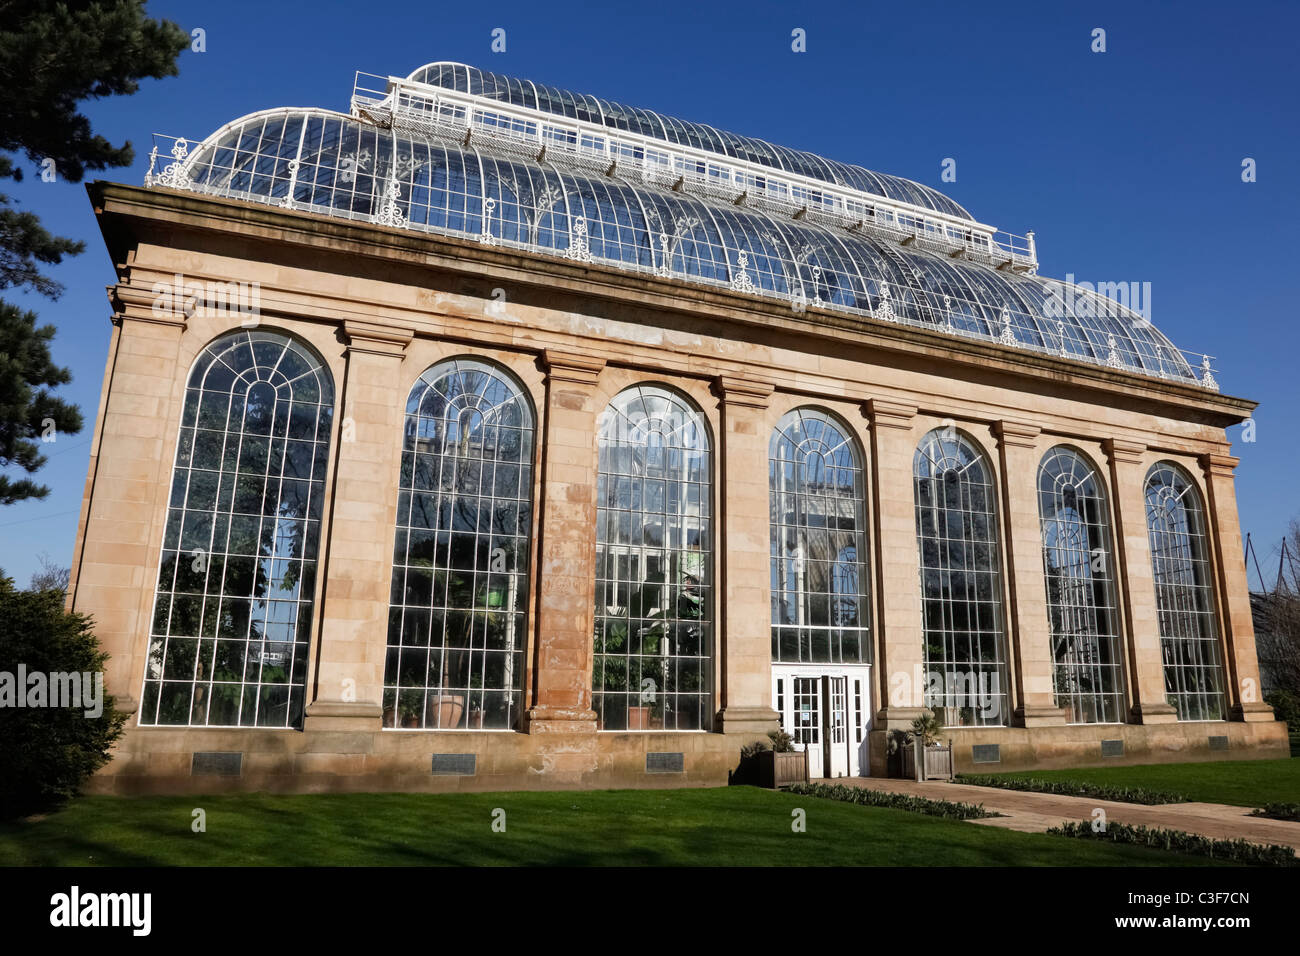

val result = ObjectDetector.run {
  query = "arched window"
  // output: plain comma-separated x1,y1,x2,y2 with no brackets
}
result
769,408,870,663
1145,462,1226,721
384,359,535,730
914,428,1008,726
1038,447,1124,723
594,385,711,730
140,330,334,728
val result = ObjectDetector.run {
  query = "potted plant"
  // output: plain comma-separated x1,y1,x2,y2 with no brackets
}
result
429,692,465,728
465,675,484,729
741,729,808,788
398,694,422,729
905,712,952,780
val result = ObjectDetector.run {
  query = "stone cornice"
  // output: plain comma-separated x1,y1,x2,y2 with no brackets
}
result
863,398,919,429
542,349,605,385
107,282,187,329
1200,452,1240,479
342,319,413,358
89,182,1258,427
993,419,1042,449
712,374,775,409
1103,437,1147,465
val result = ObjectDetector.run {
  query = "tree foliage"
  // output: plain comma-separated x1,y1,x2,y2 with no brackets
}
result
0,1,186,503
0,572,125,818
0,1,189,183
1255,518,1300,704
29,551,70,593
0,301,83,503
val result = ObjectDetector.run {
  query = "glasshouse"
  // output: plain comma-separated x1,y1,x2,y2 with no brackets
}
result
71,61,1286,792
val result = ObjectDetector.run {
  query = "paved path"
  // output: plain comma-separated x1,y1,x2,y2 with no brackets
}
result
827,777,1300,851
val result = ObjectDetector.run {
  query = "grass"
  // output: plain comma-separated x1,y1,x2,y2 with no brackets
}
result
977,758,1300,808
0,786,1232,867
955,774,1186,805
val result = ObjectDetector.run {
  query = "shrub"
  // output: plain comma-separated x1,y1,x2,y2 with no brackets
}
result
955,773,1187,805
1264,689,1300,732
767,729,795,753
788,782,998,819
0,573,125,818
911,712,944,745
1047,820,1297,867
1250,802,1300,822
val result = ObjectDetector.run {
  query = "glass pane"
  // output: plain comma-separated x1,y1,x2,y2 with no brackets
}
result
594,385,712,731
383,359,535,731
140,330,334,728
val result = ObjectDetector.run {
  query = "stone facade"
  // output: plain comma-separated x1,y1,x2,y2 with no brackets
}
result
71,182,1287,795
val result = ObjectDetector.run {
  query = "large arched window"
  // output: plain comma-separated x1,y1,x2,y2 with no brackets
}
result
140,330,334,728
383,359,535,730
1038,447,1124,723
594,385,712,731
1145,462,1226,721
769,408,870,663
914,428,1008,726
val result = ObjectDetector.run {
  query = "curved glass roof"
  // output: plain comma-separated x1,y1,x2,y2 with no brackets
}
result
406,62,975,223
146,104,1205,386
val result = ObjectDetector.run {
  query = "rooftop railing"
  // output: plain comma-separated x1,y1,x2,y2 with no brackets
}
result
351,72,1041,275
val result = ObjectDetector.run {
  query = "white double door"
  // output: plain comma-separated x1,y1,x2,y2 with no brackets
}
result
772,665,871,778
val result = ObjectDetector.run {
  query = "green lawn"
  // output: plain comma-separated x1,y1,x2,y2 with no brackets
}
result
0,786,1228,866
983,758,1300,808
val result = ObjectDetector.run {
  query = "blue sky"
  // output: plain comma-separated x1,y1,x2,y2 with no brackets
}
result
2,0,1297,588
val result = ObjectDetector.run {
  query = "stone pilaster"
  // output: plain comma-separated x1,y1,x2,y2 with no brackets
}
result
304,320,412,731
863,399,928,729
1200,453,1275,722
993,421,1065,727
1103,438,1177,724
525,350,605,735
69,282,188,716
713,375,781,737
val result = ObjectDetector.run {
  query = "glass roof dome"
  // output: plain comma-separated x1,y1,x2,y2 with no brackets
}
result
406,62,975,222
142,65,1215,389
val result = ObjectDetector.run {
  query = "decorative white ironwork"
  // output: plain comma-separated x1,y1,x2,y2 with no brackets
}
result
1199,355,1219,391
876,281,895,322
564,216,593,263
998,307,1016,346
1106,334,1124,369
479,197,497,245
730,250,757,294
653,215,699,278
393,150,423,180
277,159,300,209
374,177,405,227
144,69,1225,391
146,138,190,189
351,71,1042,274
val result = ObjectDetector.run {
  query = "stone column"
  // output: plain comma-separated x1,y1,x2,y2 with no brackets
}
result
526,350,605,734
993,421,1065,727
713,375,780,737
864,399,928,729
69,282,188,716
304,320,412,732
1103,439,1177,723
1200,453,1275,722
